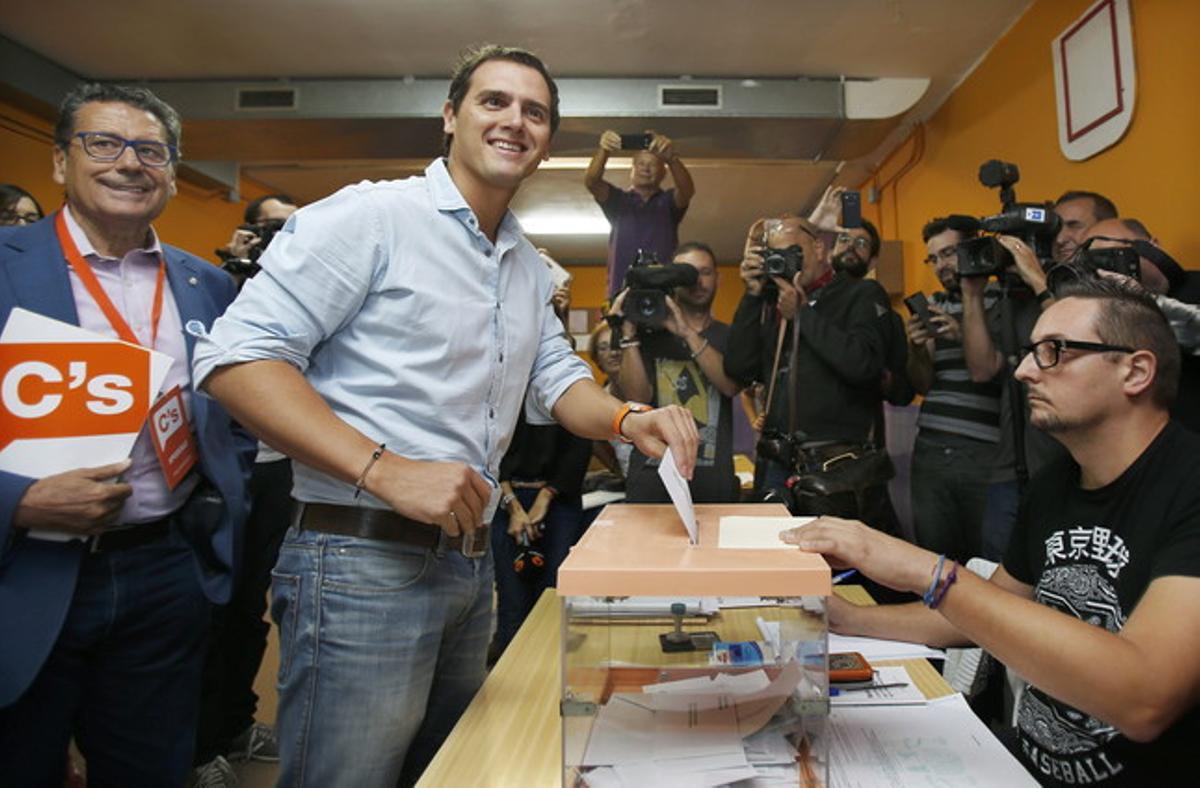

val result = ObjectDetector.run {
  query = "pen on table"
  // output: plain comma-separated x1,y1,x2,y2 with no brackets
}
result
832,569,857,584
829,682,909,696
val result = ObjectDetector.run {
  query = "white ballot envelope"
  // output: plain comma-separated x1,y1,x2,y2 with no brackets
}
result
657,447,698,544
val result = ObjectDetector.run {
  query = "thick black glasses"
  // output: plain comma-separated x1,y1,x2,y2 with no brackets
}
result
73,131,177,167
1022,338,1135,370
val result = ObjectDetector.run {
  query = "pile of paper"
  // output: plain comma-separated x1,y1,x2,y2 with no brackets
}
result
578,663,817,787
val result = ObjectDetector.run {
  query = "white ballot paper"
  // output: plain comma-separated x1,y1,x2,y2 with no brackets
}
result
0,308,173,541
657,446,698,544
829,693,1037,787
718,515,815,549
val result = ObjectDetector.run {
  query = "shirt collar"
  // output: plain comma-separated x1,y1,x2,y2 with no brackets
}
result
63,204,162,260
425,157,525,252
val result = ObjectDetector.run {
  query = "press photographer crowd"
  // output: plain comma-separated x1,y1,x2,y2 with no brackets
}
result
2,42,1199,788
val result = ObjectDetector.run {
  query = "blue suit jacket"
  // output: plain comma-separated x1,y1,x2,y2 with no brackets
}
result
0,216,254,706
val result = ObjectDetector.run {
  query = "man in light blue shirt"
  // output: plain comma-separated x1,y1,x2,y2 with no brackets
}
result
193,45,698,787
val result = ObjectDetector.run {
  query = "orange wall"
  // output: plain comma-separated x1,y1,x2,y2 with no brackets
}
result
0,99,269,265
861,0,1200,297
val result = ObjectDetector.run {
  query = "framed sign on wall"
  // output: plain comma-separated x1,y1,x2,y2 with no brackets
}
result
1052,0,1137,161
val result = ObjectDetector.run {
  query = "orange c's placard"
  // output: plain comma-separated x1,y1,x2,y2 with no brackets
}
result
0,342,152,450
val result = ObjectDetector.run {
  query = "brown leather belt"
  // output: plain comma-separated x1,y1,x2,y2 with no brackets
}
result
297,502,488,558
88,517,171,553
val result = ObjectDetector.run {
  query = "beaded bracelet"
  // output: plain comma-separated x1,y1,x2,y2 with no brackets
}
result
922,554,946,607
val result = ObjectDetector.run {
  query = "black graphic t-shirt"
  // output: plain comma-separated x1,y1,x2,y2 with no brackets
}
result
1004,421,1200,786
626,321,737,503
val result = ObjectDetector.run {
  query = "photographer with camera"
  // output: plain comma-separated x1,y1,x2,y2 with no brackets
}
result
725,215,900,537
215,193,297,288
1076,218,1200,431
905,216,1003,563
585,130,695,299
609,242,741,503
956,162,1069,562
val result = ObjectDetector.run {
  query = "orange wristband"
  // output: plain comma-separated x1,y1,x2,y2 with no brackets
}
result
611,401,652,444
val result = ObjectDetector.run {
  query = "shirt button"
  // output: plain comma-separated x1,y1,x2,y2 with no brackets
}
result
485,249,493,257
489,408,495,418
499,352,504,362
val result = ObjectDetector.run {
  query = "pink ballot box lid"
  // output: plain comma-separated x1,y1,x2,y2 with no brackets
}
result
557,504,831,597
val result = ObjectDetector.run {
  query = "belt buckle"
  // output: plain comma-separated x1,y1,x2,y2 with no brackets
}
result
460,529,487,559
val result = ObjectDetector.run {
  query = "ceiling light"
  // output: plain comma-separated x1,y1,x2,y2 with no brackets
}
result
516,211,611,235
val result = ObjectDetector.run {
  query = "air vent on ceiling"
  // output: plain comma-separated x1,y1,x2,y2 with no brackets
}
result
236,87,298,111
658,84,722,109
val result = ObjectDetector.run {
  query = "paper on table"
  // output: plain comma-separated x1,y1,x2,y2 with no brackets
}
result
656,447,698,544
0,308,173,541
829,692,1037,787
829,632,945,662
830,666,926,706
718,515,815,549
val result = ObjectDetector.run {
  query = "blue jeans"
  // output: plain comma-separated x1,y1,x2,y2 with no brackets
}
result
490,490,584,655
910,432,995,563
981,480,1021,562
270,525,493,788
0,528,210,788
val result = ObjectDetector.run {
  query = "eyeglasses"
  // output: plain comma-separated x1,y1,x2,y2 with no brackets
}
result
1021,338,1134,370
72,131,178,168
0,209,42,225
923,246,959,265
835,234,871,251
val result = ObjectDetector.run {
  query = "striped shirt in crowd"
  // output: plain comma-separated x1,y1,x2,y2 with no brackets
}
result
915,289,1003,443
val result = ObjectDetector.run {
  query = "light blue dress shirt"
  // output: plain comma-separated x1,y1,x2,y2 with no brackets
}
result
192,159,591,517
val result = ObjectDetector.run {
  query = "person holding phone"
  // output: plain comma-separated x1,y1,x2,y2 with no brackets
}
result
904,216,1005,563
584,129,695,298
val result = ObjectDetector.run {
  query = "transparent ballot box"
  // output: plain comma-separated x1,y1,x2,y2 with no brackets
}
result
557,504,831,787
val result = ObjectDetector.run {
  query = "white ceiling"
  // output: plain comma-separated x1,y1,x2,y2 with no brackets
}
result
0,0,1032,263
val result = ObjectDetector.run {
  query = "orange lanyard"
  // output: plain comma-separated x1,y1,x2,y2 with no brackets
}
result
55,210,166,348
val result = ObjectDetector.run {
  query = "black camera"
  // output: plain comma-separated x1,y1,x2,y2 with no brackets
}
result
1045,245,1143,293
215,219,287,280
1075,244,1141,280
762,245,804,281
956,160,1060,279
623,251,698,329
756,245,804,301
755,429,800,468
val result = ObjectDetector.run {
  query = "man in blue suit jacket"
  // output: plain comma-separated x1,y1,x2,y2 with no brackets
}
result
0,83,252,786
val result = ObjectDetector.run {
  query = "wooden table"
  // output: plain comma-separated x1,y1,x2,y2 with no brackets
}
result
416,587,953,787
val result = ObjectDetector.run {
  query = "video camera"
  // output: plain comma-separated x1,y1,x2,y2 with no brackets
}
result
955,160,1061,279
623,249,698,329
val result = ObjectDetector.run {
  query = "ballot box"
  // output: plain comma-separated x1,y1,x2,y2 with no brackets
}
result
557,504,831,787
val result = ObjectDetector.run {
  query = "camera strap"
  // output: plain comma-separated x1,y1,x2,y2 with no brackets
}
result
762,316,790,426
787,313,801,437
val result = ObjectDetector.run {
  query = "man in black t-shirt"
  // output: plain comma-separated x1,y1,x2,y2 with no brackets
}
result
781,275,1200,786
611,242,741,503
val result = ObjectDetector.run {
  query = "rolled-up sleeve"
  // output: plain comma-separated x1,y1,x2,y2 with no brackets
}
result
192,186,385,389
524,286,592,425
